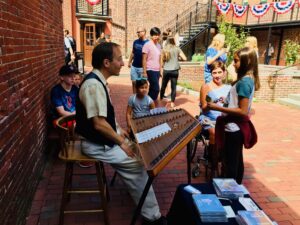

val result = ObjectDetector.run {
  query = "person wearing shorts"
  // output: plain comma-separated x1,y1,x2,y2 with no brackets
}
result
128,27,148,93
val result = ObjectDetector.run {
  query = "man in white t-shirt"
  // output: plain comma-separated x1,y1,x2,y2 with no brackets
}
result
64,29,76,65
76,42,167,225
264,43,274,65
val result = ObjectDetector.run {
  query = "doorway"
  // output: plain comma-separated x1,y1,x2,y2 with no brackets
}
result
84,23,96,66
83,23,105,66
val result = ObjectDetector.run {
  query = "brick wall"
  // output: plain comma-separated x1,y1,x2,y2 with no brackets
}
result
254,66,300,101
0,1,64,225
62,0,72,35
111,23,126,52
178,63,300,102
178,62,204,83
109,0,206,56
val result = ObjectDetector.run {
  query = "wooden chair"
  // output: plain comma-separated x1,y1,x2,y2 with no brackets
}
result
56,115,110,225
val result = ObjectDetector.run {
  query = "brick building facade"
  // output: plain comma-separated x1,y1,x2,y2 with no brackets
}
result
0,1,64,224
63,0,300,66
62,0,204,65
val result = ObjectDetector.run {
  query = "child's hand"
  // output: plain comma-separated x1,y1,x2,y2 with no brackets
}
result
207,102,218,110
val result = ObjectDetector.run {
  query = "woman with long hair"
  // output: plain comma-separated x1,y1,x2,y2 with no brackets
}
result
208,47,260,184
160,37,187,108
204,33,229,83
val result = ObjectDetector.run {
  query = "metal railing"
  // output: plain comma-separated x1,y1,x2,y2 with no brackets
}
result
161,2,210,36
272,62,300,75
76,0,109,16
162,0,300,32
268,62,300,89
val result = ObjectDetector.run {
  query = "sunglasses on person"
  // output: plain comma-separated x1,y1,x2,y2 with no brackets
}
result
137,30,145,34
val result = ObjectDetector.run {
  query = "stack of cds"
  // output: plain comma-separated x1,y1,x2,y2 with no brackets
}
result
236,210,274,225
192,194,228,223
213,178,248,199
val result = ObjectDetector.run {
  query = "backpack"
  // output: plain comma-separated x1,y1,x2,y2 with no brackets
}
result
68,37,76,52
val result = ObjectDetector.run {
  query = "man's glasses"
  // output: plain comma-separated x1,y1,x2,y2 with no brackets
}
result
137,31,144,34
136,77,147,81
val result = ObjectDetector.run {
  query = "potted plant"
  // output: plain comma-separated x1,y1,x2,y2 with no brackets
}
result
284,39,300,66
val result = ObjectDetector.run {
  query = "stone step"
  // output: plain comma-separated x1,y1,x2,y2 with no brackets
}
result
289,93,300,101
277,98,300,109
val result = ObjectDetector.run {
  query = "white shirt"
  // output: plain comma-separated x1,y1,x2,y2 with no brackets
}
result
79,69,109,119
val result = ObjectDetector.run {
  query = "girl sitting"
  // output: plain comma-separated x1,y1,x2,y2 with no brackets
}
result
126,79,155,134
207,47,260,184
199,61,231,176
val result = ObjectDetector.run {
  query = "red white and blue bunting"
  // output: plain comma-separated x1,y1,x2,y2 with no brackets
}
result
214,0,298,17
250,3,271,17
233,4,248,17
272,1,295,14
86,0,101,5
216,3,232,14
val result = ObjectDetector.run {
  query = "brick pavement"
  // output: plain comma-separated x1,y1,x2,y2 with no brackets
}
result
26,73,300,225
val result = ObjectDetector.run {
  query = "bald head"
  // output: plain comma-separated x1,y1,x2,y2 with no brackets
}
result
136,27,146,39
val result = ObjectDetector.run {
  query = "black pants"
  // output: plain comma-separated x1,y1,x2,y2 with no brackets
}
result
146,70,160,101
223,130,244,184
65,53,71,65
160,70,179,102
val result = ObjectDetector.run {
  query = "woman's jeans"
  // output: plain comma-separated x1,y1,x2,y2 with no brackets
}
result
160,70,179,102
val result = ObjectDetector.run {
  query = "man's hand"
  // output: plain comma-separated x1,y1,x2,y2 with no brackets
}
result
128,62,131,68
120,142,135,158
120,128,130,139
127,127,132,135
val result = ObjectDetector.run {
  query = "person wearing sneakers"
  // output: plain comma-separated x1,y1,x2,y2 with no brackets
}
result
75,42,167,225
160,36,186,108
128,27,148,93
50,65,93,168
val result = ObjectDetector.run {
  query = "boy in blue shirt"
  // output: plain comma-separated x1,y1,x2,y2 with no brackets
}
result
50,65,78,125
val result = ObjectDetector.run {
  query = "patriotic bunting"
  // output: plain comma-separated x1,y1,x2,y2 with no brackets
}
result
214,0,297,17
272,1,295,14
250,3,271,17
216,2,232,14
86,0,101,5
233,4,248,17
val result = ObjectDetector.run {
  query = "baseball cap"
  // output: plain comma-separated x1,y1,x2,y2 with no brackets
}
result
59,65,76,76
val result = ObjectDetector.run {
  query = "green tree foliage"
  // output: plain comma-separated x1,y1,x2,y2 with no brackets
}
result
284,39,300,66
217,16,249,65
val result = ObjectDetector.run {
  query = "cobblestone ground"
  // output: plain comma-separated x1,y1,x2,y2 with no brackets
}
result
26,72,300,225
